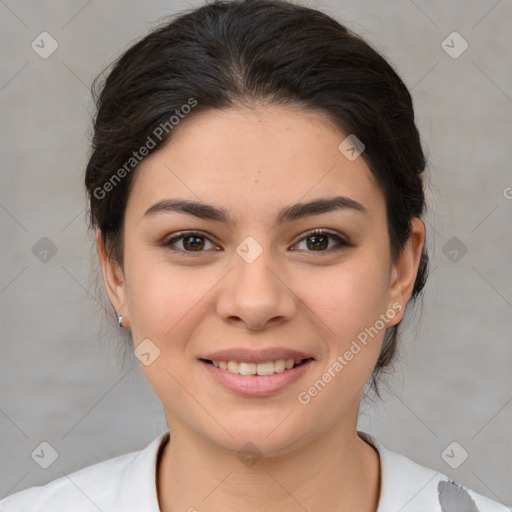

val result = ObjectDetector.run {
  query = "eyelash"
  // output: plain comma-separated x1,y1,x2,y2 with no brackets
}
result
161,228,352,257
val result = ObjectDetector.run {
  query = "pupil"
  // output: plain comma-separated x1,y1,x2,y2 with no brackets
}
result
184,235,204,251
307,235,328,250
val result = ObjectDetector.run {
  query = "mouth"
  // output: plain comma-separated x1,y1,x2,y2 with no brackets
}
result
198,355,315,396
199,357,314,376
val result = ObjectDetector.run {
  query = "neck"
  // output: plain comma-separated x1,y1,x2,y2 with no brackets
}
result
156,419,381,512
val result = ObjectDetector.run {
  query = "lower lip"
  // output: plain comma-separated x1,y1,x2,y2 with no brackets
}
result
199,359,315,396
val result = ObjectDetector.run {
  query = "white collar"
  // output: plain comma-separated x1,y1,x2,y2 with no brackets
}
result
115,429,169,511
127,429,507,512
4,429,506,511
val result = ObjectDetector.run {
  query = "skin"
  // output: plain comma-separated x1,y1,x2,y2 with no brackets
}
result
97,105,425,512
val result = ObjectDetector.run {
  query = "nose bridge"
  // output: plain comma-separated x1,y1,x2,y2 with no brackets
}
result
233,234,280,298
216,234,295,328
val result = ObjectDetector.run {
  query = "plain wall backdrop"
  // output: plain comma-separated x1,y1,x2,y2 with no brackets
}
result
1,0,511,505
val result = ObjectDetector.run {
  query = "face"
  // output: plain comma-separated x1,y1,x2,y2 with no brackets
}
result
99,105,424,456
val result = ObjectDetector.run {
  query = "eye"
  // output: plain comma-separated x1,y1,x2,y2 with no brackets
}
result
292,228,352,253
161,228,352,256
161,231,219,255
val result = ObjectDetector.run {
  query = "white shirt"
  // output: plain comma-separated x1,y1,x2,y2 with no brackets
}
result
0,430,509,511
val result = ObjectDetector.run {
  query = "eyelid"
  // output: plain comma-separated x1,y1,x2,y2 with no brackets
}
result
292,228,352,251
162,228,352,255
162,230,220,255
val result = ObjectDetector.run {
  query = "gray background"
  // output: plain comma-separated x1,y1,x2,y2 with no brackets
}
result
1,0,511,506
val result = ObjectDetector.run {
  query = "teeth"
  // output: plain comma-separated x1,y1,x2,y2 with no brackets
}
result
210,358,305,375
255,361,274,376
227,361,239,373
274,360,286,373
238,362,256,375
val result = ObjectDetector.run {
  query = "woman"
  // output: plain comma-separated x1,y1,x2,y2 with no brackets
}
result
0,0,507,510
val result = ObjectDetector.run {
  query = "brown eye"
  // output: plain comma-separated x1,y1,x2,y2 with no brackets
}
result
162,231,218,255
162,228,351,257
293,229,351,253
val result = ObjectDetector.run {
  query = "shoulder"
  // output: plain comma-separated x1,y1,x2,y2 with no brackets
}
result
358,431,510,512
0,431,169,512
0,451,137,512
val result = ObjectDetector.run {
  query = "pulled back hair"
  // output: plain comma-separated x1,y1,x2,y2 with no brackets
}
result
85,0,429,399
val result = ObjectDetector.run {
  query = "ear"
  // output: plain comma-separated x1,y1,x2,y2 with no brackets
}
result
386,218,426,326
96,228,128,318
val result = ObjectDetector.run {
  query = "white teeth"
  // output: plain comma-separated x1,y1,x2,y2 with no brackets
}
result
227,361,239,373
238,362,257,375
210,358,306,375
274,360,286,373
256,361,274,376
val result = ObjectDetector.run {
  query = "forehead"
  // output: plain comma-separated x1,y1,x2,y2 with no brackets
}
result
126,106,384,224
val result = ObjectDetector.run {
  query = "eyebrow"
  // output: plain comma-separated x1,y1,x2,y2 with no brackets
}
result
143,195,368,227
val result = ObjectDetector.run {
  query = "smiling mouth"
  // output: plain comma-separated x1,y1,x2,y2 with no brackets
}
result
200,357,313,376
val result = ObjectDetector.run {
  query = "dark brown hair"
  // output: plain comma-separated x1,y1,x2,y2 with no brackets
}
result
85,0,429,399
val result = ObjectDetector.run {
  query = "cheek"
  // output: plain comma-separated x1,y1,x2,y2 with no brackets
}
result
124,248,216,343
125,237,392,344
293,252,392,414
304,250,391,339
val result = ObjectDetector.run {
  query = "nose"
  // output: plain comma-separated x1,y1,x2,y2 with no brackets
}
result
216,246,297,331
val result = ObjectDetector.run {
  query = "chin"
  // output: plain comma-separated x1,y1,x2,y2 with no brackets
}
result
199,412,318,458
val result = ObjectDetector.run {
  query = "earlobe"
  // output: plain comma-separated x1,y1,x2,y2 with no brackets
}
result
387,218,426,325
96,228,128,319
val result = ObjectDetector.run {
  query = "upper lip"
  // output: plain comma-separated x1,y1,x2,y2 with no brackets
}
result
198,347,315,364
